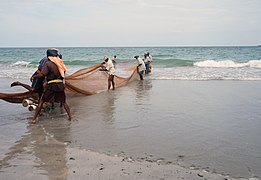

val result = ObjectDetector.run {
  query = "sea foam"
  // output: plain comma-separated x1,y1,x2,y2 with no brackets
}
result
11,61,31,67
194,60,247,68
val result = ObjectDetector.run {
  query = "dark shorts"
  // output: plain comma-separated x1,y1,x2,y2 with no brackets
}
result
138,70,144,75
42,89,66,103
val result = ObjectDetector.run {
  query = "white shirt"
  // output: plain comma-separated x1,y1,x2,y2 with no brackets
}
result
136,57,146,71
104,58,116,75
148,54,152,62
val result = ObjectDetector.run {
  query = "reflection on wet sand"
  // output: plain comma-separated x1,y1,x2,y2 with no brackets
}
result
135,80,153,104
101,92,116,123
0,115,71,180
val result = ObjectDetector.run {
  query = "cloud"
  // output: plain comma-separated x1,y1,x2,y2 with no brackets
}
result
0,0,261,46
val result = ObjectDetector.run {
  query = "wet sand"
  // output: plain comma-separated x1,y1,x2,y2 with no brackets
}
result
0,77,261,179
0,120,238,180
66,147,239,180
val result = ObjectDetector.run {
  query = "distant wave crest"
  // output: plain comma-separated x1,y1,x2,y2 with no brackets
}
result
193,60,261,68
11,61,32,67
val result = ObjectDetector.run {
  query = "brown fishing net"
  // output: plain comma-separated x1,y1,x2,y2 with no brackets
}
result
0,63,139,103
65,63,138,95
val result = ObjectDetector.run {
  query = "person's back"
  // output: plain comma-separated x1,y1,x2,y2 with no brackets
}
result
104,58,115,75
134,55,146,80
44,60,63,81
41,60,65,93
137,57,146,71
112,55,117,65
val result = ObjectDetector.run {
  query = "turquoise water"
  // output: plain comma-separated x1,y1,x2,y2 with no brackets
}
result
1,46,261,80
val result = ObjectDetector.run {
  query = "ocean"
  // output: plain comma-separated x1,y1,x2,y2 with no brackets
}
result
0,46,261,80
0,46,261,179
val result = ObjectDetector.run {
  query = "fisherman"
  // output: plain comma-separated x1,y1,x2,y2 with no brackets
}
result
134,55,146,80
29,49,71,123
10,51,63,99
100,56,116,90
147,52,153,73
112,55,117,65
144,52,152,74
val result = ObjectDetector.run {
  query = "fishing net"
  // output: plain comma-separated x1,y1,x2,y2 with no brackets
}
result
65,63,138,95
0,63,139,103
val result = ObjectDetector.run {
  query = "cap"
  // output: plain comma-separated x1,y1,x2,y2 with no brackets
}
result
47,49,59,57
103,56,109,61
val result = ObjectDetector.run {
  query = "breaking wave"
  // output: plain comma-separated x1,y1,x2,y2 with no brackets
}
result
193,60,261,68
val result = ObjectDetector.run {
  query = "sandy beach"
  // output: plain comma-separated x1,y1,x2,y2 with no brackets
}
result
0,77,261,180
66,147,240,180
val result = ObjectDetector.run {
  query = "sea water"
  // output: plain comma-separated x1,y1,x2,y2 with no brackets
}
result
0,46,261,80
1,46,261,179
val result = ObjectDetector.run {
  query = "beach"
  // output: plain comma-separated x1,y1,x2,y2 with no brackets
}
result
0,77,261,180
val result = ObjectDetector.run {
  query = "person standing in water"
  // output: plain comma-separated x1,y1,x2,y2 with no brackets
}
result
134,55,146,80
100,56,116,90
144,52,152,74
147,52,153,73
112,55,117,65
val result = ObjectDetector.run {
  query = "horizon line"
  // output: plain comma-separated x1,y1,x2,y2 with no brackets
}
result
0,45,260,48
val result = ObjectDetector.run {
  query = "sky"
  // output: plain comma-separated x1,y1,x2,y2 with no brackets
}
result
0,0,261,47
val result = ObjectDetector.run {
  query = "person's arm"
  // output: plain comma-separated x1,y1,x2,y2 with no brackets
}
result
31,63,48,80
31,72,44,82
99,68,107,71
137,63,142,71
99,63,108,71
100,62,112,71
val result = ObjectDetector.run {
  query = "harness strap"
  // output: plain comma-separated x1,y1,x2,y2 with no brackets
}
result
48,79,63,84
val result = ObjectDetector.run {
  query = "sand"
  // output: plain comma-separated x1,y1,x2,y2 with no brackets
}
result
66,147,240,180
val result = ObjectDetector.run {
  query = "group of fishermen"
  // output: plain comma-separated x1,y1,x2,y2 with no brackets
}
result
134,52,153,80
11,49,71,123
10,49,152,124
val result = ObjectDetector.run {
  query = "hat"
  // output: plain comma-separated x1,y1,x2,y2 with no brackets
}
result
47,49,59,57
103,56,109,61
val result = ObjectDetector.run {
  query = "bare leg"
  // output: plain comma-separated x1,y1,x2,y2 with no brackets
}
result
62,102,72,121
139,74,143,80
29,99,44,124
11,81,34,92
107,79,111,90
111,75,115,90
112,80,115,90
108,75,115,90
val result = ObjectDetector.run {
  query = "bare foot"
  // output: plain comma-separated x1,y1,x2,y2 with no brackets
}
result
27,117,36,124
11,81,20,87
